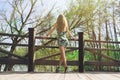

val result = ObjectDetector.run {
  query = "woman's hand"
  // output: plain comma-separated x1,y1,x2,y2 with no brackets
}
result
73,37,77,41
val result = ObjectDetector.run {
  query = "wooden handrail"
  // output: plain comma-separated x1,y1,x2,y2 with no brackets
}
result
1,28,120,72
85,48,120,51
0,43,28,46
35,36,79,41
35,45,78,49
85,40,120,44
0,33,28,37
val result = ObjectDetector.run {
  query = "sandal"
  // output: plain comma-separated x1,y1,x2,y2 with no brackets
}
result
56,67,60,73
64,67,68,73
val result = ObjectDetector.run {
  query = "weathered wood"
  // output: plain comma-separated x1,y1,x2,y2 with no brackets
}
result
0,72,120,80
0,58,119,67
34,60,120,66
35,45,78,49
35,36,78,41
85,40,120,44
28,28,35,72
35,60,78,65
0,58,28,64
35,36,57,40
0,33,28,37
0,43,28,47
1,28,120,72
78,32,84,72
85,61,120,66
85,48,120,51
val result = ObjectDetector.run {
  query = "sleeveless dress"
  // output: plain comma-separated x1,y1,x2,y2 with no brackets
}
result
57,32,69,47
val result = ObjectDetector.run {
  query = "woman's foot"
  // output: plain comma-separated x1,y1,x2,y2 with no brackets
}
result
56,67,60,73
64,67,68,73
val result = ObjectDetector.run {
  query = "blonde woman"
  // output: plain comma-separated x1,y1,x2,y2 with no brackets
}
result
44,14,76,73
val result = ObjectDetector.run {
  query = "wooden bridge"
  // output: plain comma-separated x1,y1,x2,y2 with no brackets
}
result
0,72,120,80
0,28,120,72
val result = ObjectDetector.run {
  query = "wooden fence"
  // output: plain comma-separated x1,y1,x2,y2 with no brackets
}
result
0,28,120,72
0,28,84,72
84,39,120,71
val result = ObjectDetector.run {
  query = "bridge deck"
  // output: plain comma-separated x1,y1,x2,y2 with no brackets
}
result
0,72,120,80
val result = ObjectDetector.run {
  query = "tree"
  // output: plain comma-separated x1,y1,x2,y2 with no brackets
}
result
0,0,55,71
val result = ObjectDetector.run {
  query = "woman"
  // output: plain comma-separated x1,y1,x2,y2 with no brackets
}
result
44,14,76,73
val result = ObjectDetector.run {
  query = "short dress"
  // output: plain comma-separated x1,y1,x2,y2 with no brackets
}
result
57,32,69,47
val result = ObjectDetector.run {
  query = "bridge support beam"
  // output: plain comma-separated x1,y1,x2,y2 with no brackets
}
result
78,32,84,72
28,28,35,72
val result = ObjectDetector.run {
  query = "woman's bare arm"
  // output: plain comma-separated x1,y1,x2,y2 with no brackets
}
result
46,23,57,36
66,26,74,38
66,26,77,41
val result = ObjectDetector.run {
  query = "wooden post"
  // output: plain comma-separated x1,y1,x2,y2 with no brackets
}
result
28,28,35,72
78,32,84,72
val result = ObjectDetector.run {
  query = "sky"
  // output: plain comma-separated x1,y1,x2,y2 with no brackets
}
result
0,0,69,8
0,0,74,29
0,0,71,17
36,0,71,17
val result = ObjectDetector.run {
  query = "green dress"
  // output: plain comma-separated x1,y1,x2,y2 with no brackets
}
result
57,32,69,47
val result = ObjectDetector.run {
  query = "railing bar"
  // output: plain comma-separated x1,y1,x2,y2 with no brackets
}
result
0,43,28,46
85,40,120,43
35,45,78,49
0,33,28,37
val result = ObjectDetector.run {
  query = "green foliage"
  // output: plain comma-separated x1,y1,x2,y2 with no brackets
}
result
66,50,78,60
14,47,27,56
35,48,59,59
84,50,94,61
0,52,8,57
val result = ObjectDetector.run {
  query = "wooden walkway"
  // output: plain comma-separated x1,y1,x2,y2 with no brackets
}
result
0,72,120,80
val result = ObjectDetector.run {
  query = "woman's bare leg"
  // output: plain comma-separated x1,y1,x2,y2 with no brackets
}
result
59,46,67,67
58,55,63,66
58,47,66,66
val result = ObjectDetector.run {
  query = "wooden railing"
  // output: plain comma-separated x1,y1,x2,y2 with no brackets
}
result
0,28,84,72
84,39,120,71
28,28,84,72
0,28,120,72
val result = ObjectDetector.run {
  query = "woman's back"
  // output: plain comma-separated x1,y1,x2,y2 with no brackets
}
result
56,14,68,35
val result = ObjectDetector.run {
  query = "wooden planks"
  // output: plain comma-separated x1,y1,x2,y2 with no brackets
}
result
0,72,120,80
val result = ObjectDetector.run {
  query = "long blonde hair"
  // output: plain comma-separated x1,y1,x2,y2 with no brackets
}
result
56,14,68,34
